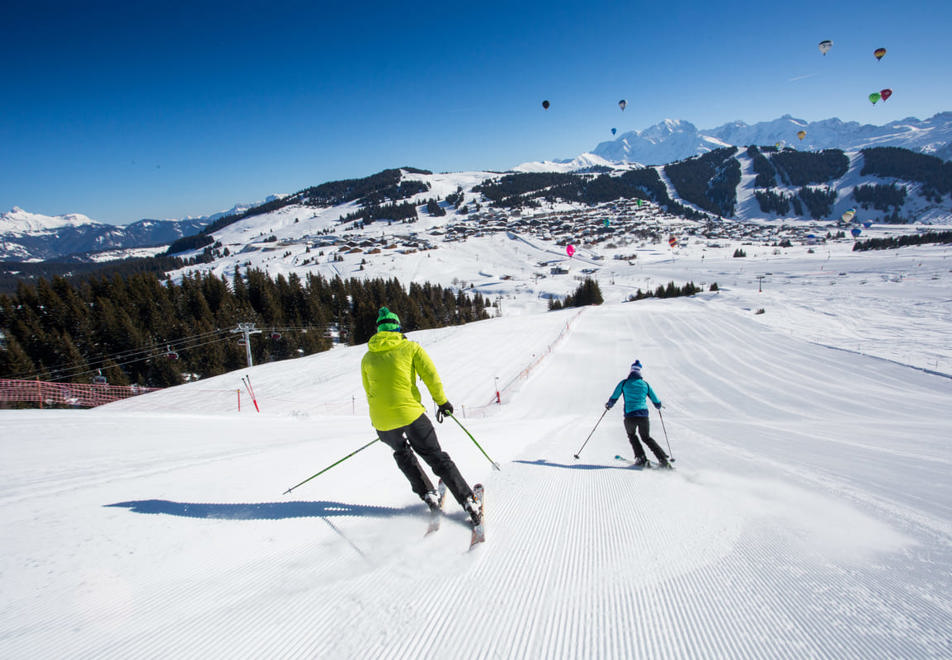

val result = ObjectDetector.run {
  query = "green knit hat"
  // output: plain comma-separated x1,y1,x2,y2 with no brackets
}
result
376,306,401,332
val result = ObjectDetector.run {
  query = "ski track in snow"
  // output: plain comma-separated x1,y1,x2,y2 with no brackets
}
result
2,303,952,658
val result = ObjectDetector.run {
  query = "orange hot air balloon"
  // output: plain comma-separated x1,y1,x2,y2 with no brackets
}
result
668,236,677,248
880,88,892,102
797,130,807,141
874,48,887,61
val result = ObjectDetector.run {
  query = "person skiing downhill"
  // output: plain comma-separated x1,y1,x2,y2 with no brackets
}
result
605,360,671,468
361,306,482,526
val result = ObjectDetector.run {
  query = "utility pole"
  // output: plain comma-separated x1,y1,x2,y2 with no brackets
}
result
231,323,262,367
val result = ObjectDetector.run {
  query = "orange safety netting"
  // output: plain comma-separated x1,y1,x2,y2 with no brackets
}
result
0,379,161,408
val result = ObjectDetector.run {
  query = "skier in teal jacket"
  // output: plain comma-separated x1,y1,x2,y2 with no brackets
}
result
606,360,670,468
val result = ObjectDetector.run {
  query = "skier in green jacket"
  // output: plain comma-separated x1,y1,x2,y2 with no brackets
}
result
361,307,481,525
606,360,670,468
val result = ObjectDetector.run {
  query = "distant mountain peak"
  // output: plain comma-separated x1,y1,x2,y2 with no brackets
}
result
591,112,952,165
1,207,97,233
513,152,629,173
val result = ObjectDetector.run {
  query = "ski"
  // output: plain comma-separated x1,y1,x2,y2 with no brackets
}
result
614,454,651,469
614,455,674,470
469,483,485,549
424,479,447,536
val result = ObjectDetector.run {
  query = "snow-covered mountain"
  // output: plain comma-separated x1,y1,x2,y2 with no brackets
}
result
0,209,208,261
0,197,285,262
513,152,631,173
591,119,734,166
593,112,952,165
5,112,951,264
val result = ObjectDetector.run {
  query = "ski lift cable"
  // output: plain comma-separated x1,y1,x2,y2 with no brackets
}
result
9,328,230,381
8,324,322,384
12,331,238,383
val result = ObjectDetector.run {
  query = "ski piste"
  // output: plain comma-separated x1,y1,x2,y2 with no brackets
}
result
469,484,485,549
425,479,447,536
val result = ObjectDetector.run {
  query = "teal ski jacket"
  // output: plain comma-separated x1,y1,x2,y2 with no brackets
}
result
607,375,661,418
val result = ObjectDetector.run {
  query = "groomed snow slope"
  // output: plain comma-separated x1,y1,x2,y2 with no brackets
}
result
2,298,951,658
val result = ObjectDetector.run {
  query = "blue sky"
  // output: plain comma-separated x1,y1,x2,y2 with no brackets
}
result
2,0,950,225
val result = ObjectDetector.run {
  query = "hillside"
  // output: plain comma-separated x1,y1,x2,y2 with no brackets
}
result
4,123,952,264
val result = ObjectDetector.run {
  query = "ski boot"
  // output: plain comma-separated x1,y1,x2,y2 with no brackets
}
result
423,489,442,513
464,493,482,526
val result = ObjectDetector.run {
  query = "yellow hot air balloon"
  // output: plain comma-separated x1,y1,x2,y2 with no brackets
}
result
874,47,887,61
797,130,807,141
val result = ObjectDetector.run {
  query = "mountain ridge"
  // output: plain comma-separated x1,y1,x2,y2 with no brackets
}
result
4,113,951,262
586,112,952,166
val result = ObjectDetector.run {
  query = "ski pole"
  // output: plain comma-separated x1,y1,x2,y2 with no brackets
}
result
283,438,379,495
657,407,675,462
447,413,501,471
573,408,608,459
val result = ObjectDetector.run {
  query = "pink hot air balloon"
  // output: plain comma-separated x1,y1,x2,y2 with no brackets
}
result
566,244,575,257
880,88,892,102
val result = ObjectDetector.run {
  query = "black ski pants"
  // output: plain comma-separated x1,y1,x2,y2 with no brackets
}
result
624,416,668,462
376,413,473,507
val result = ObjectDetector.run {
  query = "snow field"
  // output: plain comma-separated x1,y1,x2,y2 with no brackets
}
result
2,294,951,657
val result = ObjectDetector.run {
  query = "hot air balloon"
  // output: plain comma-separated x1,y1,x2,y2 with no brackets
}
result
818,40,833,55
862,221,872,228
566,244,575,257
880,88,892,102
542,100,550,110
618,99,627,111
611,128,617,135
604,218,611,227
869,92,881,105
797,130,807,141
851,227,862,238
668,236,677,248
842,208,856,222
874,48,887,61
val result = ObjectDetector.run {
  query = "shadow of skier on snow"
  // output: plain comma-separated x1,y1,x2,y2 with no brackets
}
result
105,499,421,521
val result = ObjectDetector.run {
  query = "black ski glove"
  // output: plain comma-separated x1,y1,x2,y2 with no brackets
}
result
654,401,662,410
436,401,454,423
605,400,615,410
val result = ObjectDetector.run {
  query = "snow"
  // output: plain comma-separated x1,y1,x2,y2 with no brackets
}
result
592,112,952,165
2,234,952,656
513,153,627,173
0,206,97,233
